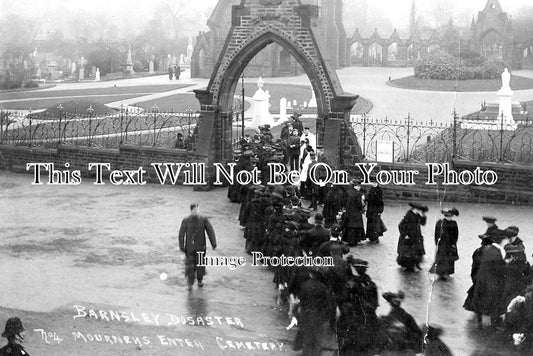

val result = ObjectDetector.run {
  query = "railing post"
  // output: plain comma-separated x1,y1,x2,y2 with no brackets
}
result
87,105,94,147
405,113,411,162
57,104,64,145
152,104,159,147
28,108,33,147
119,104,124,145
499,111,504,162
362,112,367,159
0,107,3,144
452,109,457,161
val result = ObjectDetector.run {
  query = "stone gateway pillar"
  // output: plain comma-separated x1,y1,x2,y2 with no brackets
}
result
194,0,361,182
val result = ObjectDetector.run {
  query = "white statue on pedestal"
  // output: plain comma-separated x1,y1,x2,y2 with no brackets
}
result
501,68,510,90
95,68,100,81
497,67,517,130
249,76,274,128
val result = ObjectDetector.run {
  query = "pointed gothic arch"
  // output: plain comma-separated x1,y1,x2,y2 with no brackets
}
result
193,0,360,176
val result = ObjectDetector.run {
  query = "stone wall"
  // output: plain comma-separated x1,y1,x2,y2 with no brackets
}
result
341,160,533,205
0,145,208,187
3,144,530,205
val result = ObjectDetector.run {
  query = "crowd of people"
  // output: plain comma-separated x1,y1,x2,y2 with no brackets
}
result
227,117,450,355
462,217,533,349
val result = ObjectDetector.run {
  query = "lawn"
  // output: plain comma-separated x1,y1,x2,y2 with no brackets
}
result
135,83,314,112
1,95,142,110
388,75,533,92
135,83,372,114
0,84,192,101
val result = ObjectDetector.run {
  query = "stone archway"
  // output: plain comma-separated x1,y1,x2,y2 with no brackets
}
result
194,0,360,177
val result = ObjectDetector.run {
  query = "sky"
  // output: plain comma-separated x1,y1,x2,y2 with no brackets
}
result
1,0,532,35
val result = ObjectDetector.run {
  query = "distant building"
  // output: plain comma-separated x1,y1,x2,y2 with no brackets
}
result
346,0,533,69
191,0,347,78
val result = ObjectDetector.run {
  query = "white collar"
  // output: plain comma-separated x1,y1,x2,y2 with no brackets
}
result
492,243,506,259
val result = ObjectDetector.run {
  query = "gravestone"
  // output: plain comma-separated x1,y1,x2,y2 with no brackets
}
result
95,68,100,81
79,66,85,80
149,60,154,73
280,98,287,122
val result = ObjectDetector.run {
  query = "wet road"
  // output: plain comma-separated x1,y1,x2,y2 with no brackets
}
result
1,170,533,355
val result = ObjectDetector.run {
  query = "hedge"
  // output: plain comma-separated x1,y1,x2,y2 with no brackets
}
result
415,51,508,80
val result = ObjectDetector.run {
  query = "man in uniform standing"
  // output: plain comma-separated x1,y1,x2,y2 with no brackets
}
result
178,203,217,290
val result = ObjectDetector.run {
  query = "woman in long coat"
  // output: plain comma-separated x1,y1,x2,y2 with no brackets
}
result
397,202,427,271
430,208,459,279
365,183,385,243
322,185,344,228
471,229,510,329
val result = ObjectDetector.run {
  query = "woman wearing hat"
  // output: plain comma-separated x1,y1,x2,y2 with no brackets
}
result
503,241,531,308
430,208,459,280
377,291,423,353
396,202,428,272
463,232,494,321
0,317,29,355
470,229,511,330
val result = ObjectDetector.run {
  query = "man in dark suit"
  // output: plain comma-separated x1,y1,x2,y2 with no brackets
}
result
287,129,301,171
342,179,365,246
300,213,330,256
178,203,217,290
471,229,510,330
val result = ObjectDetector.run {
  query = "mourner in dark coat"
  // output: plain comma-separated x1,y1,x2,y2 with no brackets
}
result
291,114,304,136
280,123,294,141
227,153,251,203
287,130,301,171
322,185,344,228
505,226,527,261
289,267,338,356
471,229,511,329
378,291,423,353
178,203,217,290
337,257,379,353
300,213,330,256
396,202,427,271
317,224,349,264
365,183,385,243
341,180,365,246
463,233,494,324
0,317,29,356
243,191,266,253
430,208,459,279
503,243,531,307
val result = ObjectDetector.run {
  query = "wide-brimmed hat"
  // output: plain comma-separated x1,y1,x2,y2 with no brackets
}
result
2,317,24,338
383,291,405,303
346,255,368,268
491,229,513,242
442,208,459,217
409,202,428,212
505,244,525,254
482,216,497,224
505,226,519,237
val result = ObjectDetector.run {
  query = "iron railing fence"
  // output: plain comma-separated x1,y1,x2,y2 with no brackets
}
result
0,109,199,150
350,112,533,164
